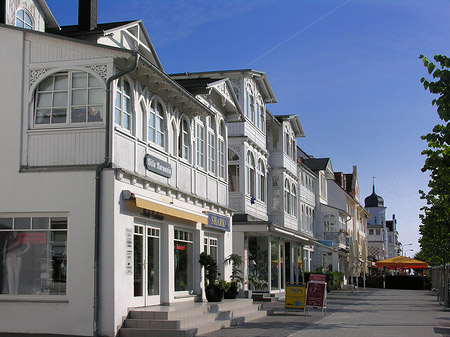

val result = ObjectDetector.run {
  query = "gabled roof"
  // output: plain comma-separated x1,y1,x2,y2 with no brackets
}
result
303,158,331,171
170,69,277,104
35,0,60,29
274,114,305,137
174,77,243,121
48,20,163,70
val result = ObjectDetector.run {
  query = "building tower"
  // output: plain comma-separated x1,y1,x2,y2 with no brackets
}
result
364,184,388,260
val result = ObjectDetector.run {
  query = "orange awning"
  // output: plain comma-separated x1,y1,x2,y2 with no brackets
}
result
375,256,428,269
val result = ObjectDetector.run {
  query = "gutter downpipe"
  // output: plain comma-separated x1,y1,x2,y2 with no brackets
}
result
94,52,139,337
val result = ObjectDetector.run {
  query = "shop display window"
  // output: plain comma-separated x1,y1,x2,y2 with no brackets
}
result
174,229,193,292
248,236,269,292
0,216,67,296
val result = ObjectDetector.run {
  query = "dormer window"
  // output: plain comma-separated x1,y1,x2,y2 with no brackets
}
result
16,9,33,30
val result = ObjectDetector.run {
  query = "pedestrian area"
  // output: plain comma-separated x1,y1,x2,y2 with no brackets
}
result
200,288,450,337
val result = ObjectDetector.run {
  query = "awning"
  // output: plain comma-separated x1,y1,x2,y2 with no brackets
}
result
123,190,208,225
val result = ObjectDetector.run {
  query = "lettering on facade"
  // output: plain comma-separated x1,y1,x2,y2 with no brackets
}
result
206,212,230,232
126,228,133,275
176,244,186,251
141,209,164,221
144,154,172,178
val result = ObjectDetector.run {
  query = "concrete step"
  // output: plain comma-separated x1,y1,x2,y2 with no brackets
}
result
120,299,267,337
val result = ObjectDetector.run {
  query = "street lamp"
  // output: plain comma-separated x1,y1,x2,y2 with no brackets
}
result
401,243,413,256
405,249,414,257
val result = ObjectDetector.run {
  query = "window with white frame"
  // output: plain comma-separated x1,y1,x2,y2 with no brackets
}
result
285,131,290,157
291,184,297,216
148,99,165,147
207,118,215,173
291,137,296,160
35,71,103,126
228,149,240,192
171,120,177,156
272,176,281,211
284,179,291,214
246,151,256,196
257,160,266,202
324,214,337,232
114,78,132,131
218,122,226,179
320,173,327,199
196,121,205,168
178,118,189,160
0,216,67,295
257,97,265,130
16,9,33,29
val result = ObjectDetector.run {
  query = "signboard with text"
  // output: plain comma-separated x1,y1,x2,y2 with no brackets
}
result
205,212,230,232
305,281,327,312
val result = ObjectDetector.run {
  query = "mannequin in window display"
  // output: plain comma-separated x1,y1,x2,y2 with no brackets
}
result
2,232,30,294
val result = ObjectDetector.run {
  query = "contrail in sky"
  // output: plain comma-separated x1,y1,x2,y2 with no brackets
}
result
246,0,351,67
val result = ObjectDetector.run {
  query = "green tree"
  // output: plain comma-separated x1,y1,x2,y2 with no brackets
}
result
419,54,450,265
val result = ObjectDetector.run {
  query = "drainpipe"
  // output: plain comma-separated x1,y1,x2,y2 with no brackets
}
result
94,52,139,337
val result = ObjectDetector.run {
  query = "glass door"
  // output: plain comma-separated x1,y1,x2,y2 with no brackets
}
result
134,224,160,305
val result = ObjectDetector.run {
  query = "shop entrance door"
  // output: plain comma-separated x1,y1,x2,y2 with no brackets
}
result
134,223,160,306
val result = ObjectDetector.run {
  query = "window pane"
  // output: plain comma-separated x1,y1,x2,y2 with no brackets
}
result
54,75,68,90
16,18,23,28
148,126,154,142
36,109,50,124
32,217,49,229
51,217,67,230
71,108,86,123
88,106,103,122
15,218,31,229
88,88,103,105
88,74,101,87
123,113,130,130
115,92,121,108
39,77,54,91
114,108,121,125
0,218,13,229
72,89,86,105
37,93,52,108
52,108,67,123
72,72,87,88
24,12,32,26
124,97,131,113
53,92,67,107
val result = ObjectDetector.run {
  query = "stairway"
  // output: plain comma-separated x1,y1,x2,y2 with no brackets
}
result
119,298,267,337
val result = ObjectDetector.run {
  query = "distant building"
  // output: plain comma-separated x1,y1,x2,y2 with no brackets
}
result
386,214,400,257
364,185,388,260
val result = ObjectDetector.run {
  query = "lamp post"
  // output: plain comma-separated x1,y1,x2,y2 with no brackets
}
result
402,243,413,256
405,249,414,257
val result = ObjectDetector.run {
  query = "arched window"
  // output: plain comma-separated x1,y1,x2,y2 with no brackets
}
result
196,120,205,168
246,151,256,196
291,137,296,160
291,184,297,216
285,131,290,157
324,214,337,232
218,121,226,179
16,9,33,29
115,78,131,131
228,149,240,192
148,98,165,147
257,160,266,202
178,118,189,160
207,117,215,173
257,97,265,130
35,71,103,126
284,179,291,214
246,87,255,123
171,120,177,156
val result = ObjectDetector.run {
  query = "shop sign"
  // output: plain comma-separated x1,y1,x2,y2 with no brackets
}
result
285,283,306,309
144,154,172,178
318,240,333,247
310,273,326,282
206,212,230,232
141,209,164,221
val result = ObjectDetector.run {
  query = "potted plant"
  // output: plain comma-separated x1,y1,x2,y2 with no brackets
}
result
223,254,243,299
199,252,224,302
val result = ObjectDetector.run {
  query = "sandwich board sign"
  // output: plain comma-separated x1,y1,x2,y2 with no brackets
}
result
305,280,327,314
285,283,306,310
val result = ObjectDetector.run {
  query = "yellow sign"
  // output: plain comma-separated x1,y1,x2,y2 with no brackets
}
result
285,283,306,309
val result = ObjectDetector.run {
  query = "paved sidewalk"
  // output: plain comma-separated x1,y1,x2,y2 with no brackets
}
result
199,288,450,337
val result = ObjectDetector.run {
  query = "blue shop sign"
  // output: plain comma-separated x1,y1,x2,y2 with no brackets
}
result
206,212,230,232
318,240,333,248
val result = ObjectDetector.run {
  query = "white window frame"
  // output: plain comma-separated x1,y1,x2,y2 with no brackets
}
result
218,122,226,179
16,9,33,29
196,121,205,169
148,98,165,147
246,151,256,197
228,149,240,192
178,117,190,161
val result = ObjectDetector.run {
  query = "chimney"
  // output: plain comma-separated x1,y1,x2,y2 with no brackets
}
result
78,0,97,31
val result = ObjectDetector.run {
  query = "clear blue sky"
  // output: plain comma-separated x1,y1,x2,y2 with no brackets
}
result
46,0,450,257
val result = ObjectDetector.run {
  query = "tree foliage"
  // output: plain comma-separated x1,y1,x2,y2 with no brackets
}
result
419,54,450,265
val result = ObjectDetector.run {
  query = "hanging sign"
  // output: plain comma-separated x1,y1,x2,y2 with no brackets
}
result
285,283,306,309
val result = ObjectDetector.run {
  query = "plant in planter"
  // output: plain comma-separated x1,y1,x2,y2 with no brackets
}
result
223,253,243,299
199,252,224,302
